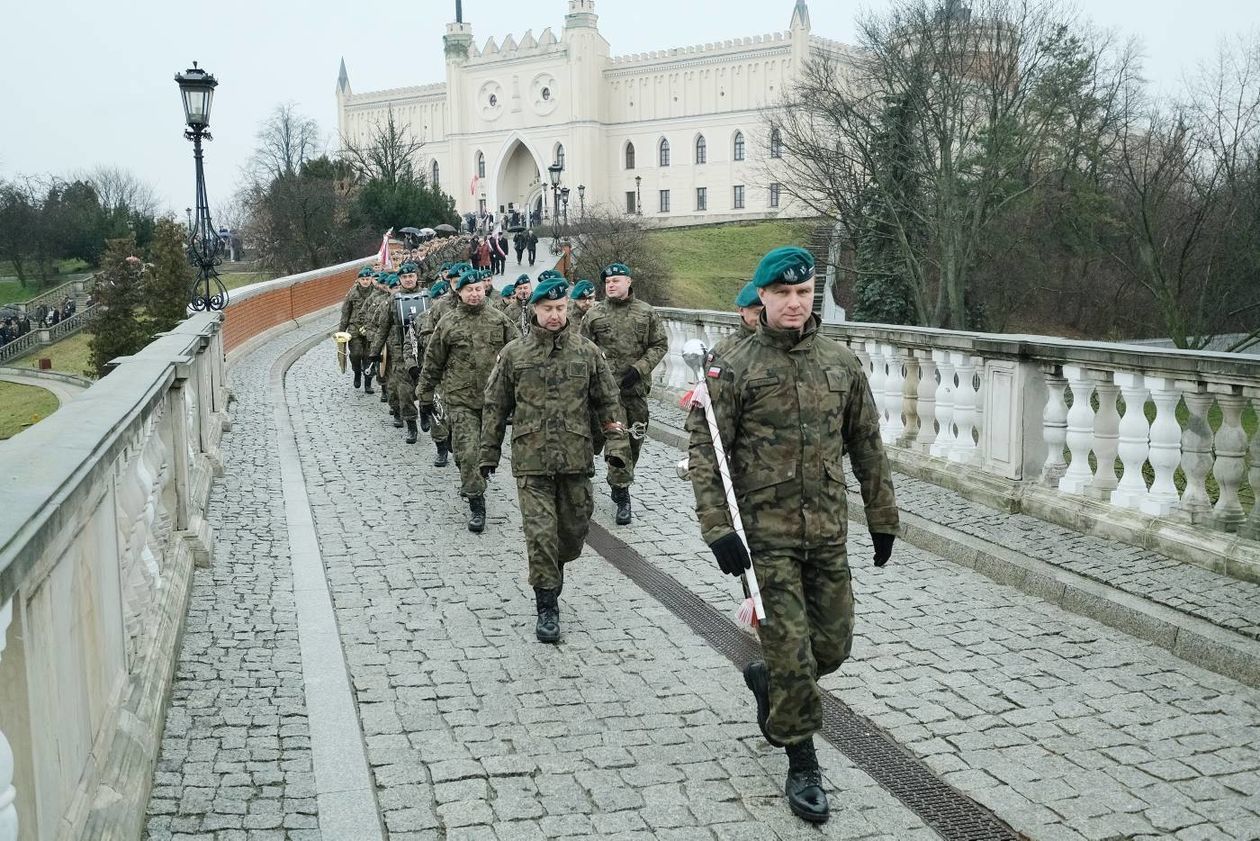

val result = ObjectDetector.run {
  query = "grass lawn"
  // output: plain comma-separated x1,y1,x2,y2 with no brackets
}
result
0,381,60,440
650,220,814,310
16,332,95,379
221,271,276,291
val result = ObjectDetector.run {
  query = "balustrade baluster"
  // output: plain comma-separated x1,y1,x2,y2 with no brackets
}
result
866,341,889,441
0,598,17,841
1212,391,1248,531
1141,377,1183,516
881,343,906,444
1242,394,1260,540
930,351,956,459
972,355,986,450
1058,366,1098,495
1089,376,1121,498
949,352,978,464
1179,386,1215,521
901,352,920,446
1111,372,1150,510
1041,368,1069,485
914,351,937,453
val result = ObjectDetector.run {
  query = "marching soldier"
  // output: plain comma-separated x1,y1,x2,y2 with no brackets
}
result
499,283,516,310
417,269,520,532
568,279,596,331
580,263,668,525
338,266,378,392
419,279,454,466
480,277,631,643
370,264,425,443
365,271,393,402
685,246,899,824
710,281,764,357
502,273,536,334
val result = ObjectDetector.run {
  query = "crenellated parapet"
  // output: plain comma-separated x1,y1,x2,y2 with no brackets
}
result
466,26,564,66
609,31,793,69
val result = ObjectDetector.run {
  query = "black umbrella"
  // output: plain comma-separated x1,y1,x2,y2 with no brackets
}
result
399,227,424,237
434,223,458,236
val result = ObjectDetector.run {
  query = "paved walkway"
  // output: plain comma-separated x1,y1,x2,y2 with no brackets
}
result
0,368,87,405
145,317,1260,841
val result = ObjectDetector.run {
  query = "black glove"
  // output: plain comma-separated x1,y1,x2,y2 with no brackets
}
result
408,365,421,384
607,455,626,470
480,465,495,479
619,367,642,390
872,532,895,567
709,533,751,578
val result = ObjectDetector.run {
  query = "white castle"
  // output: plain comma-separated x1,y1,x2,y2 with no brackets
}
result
336,0,850,225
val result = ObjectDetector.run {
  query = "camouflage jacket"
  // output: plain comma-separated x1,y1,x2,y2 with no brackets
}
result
502,299,531,335
418,293,456,352
416,301,520,410
480,321,631,476
580,292,668,397
709,321,756,358
685,314,899,552
338,283,376,336
569,306,590,332
369,291,424,369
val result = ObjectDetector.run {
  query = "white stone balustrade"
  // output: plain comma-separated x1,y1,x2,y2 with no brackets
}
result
654,307,1260,583
0,313,225,841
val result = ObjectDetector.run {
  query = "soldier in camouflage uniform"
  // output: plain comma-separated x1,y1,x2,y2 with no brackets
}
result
417,269,520,532
709,280,763,358
338,266,378,392
418,278,454,466
480,277,631,643
502,273,535,334
685,247,899,825
370,264,425,443
364,272,393,403
568,279,596,331
581,263,669,525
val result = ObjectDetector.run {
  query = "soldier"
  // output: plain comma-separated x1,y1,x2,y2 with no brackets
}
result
370,263,425,444
709,281,763,357
480,277,631,643
417,269,520,531
580,263,668,525
685,246,899,824
498,283,516,310
338,266,378,393
420,279,454,466
568,279,596,331
368,272,394,403
502,274,536,334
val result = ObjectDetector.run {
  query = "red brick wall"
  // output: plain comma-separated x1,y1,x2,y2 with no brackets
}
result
222,264,360,353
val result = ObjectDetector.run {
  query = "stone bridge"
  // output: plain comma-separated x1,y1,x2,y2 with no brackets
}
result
1,258,1258,841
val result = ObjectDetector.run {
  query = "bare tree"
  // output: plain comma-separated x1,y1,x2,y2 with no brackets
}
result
80,165,160,217
568,205,670,305
248,103,323,186
339,108,425,186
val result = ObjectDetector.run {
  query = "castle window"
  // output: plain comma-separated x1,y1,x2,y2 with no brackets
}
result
659,190,671,213
696,187,707,211
769,183,781,208
476,152,485,179
770,127,783,159
733,185,745,209
695,135,707,165
659,138,671,167
625,142,636,170
431,160,440,188
733,131,745,161
556,143,566,171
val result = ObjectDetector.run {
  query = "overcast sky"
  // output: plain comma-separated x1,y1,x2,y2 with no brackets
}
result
1,0,1256,215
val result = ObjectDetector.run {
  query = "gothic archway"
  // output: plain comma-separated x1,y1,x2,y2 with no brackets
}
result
490,133,545,224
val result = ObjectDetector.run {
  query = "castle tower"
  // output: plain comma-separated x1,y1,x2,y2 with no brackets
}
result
335,58,351,142
562,0,610,204
789,0,812,74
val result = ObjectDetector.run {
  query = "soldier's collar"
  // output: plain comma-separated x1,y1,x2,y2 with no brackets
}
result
758,313,820,350
606,291,634,306
529,320,571,346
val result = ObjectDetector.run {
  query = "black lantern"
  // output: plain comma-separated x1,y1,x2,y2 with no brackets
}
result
547,161,564,228
577,184,585,217
560,186,570,229
176,62,228,312
634,175,642,215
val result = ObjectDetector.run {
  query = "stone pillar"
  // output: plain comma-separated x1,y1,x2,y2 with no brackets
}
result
1212,390,1248,531
949,352,979,464
1058,365,1097,495
1111,372,1150,511
865,341,888,442
930,350,956,459
1141,377,1183,517
913,351,937,454
1088,375,1121,499
1041,367,1068,485
881,343,905,444
1178,385,1215,522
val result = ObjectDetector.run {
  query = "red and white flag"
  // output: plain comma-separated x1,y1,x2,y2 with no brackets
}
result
470,174,480,197
377,228,394,270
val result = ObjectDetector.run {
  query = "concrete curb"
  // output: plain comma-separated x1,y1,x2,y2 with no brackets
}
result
646,418,1260,689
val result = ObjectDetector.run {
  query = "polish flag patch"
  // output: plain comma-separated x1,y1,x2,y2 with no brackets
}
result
707,366,722,378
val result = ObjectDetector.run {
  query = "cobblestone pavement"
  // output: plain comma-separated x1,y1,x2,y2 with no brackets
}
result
284,332,940,840
649,398,1260,641
615,400,1260,841
145,320,330,841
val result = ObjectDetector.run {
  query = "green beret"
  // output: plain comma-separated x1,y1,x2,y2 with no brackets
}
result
431,280,449,297
454,271,481,290
385,273,400,288
752,246,815,288
530,277,570,304
735,281,760,308
601,262,632,282
516,273,531,285
445,262,469,279
535,269,560,282
440,262,453,272
358,266,374,278
501,285,515,298
570,280,595,300
399,261,419,275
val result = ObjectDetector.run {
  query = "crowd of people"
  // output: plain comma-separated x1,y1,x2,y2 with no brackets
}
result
333,236,900,826
0,296,78,347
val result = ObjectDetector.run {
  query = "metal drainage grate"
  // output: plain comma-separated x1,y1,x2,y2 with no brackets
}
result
585,521,1028,841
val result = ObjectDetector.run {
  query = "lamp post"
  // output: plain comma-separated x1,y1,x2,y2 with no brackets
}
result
560,186,570,230
547,162,563,230
634,175,642,215
175,62,228,311
577,184,585,218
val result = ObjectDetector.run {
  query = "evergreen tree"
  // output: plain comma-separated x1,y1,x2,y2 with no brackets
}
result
88,235,152,377
145,218,194,332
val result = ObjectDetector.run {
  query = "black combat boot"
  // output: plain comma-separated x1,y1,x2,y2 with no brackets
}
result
742,660,784,747
379,383,388,402
405,418,418,444
392,410,404,429
363,372,374,395
467,496,486,533
784,738,829,823
353,361,362,389
611,486,632,525
534,588,560,643
433,441,449,467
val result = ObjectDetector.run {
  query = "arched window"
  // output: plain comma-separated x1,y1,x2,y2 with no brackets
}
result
555,143,566,171
733,131,745,162
625,142,636,170
659,137,671,167
476,151,485,179
431,160,440,187
695,135,707,165
770,127,783,159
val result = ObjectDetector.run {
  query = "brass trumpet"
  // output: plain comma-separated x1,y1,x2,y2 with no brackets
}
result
333,331,352,374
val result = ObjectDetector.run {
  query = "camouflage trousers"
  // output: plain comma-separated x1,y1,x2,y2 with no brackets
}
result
429,393,450,448
387,361,417,421
448,406,486,498
348,335,369,367
754,544,855,745
515,473,593,590
597,391,647,489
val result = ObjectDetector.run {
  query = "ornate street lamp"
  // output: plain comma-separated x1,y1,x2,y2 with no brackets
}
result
560,186,570,229
176,62,228,312
634,175,642,216
547,162,563,229
577,184,585,217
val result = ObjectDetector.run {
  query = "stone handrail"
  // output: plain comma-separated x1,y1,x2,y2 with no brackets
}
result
0,305,100,367
15,274,96,316
654,308,1260,582
0,332,41,367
